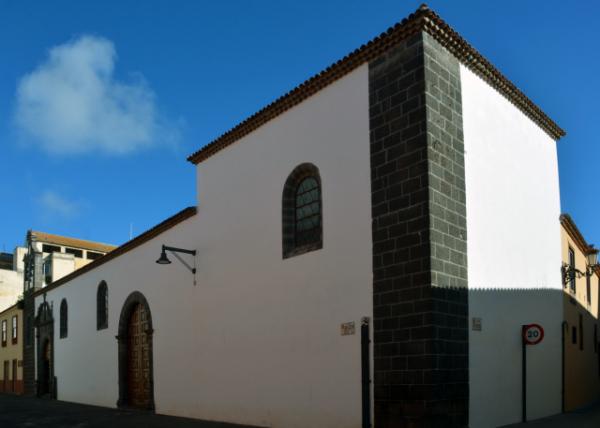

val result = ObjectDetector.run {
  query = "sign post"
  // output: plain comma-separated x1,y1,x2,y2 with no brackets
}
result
521,324,545,422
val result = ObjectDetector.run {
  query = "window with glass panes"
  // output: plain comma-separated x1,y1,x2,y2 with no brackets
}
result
1,320,6,346
60,299,68,338
11,315,17,343
295,177,321,247
282,163,323,259
97,281,108,330
569,247,576,292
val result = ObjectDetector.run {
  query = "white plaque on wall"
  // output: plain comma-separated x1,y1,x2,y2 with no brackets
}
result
340,322,356,336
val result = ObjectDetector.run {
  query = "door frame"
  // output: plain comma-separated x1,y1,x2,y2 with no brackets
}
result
35,301,55,398
116,291,155,410
12,359,17,393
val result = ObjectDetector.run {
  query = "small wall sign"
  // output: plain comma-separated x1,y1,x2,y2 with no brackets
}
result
340,322,356,336
472,317,482,331
523,324,544,345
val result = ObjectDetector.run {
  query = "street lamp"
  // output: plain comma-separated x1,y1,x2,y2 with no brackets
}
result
562,247,600,285
155,245,197,274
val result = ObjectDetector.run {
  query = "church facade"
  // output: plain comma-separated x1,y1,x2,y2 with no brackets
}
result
32,6,565,428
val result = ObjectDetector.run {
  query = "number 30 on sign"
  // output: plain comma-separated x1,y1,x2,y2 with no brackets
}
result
523,324,544,345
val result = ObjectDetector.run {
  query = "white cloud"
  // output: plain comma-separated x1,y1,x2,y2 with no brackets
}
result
15,35,177,155
38,191,80,218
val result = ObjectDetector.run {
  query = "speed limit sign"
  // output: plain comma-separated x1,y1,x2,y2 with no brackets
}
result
523,324,544,345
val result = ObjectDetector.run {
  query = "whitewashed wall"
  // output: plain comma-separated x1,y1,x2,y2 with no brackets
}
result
461,65,563,428
37,64,373,428
35,217,197,409
0,269,22,312
190,63,372,428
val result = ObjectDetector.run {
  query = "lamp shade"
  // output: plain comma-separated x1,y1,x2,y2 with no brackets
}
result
586,249,598,267
156,248,171,265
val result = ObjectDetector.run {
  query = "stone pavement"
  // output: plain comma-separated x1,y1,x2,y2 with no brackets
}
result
0,393,258,428
501,403,600,428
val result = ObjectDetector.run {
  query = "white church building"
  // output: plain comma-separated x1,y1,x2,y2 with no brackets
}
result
30,6,566,428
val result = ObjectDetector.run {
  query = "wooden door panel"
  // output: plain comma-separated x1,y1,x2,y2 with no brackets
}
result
127,303,150,408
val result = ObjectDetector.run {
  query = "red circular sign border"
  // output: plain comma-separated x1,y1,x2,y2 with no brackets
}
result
523,324,544,345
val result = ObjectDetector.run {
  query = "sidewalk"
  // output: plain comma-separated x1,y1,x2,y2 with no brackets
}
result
0,393,258,428
501,403,600,428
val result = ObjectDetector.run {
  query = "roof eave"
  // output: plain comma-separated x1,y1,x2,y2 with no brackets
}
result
186,5,565,166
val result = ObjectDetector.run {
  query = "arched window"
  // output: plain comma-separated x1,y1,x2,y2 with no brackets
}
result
59,299,68,338
282,163,322,258
97,281,108,330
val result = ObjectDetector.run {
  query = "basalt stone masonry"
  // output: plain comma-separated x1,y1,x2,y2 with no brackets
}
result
369,31,468,427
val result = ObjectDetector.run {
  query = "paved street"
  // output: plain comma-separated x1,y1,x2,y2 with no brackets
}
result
0,394,257,428
502,403,600,428
2,393,600,428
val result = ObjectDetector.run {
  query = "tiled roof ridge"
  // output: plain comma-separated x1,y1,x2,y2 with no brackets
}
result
33,206,197,297
187,5,565,165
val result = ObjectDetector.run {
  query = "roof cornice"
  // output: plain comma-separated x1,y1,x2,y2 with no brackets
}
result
187,4,565,165
561,213,594,255
29,231,117,253
0,303,20,318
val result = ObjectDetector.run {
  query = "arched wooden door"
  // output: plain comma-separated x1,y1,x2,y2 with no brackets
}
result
39,339,51,395
35,301,55,398
117,291,154,410
127,303,151,408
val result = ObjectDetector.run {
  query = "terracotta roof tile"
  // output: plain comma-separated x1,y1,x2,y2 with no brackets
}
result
30,231,117,254
187,4,565,165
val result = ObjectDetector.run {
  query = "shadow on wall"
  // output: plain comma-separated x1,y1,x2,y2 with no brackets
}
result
562,288,600,412
468,287,600,428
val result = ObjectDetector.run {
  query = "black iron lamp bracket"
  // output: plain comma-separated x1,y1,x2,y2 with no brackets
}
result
561,262,598,285
157,245,197,275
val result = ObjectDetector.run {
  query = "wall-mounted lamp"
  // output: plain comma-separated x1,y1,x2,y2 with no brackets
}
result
156,245,197,274
562,247,600,285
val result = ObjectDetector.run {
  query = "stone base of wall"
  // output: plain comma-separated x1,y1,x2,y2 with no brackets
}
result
0,379,24,395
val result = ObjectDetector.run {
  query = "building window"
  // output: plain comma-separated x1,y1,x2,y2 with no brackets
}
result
568,247,576,292
11,315,17,344
595,324,598,353
282,163,322,258
43,259,52,285
1,320,6,346
572,326,577,345
65,248,83,258
60,299,68,339
42,244,61,254
97,281,108,330
587,274,592,305
580,314,584,351
87,251,103,261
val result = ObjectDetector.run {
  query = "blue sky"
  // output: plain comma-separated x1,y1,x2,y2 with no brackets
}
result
0,0,598,251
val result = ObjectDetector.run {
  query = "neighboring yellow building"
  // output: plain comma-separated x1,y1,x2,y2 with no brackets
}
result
560,214,600,411
0,303,23,394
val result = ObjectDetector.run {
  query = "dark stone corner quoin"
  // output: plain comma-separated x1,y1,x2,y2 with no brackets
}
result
368,30,468,427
